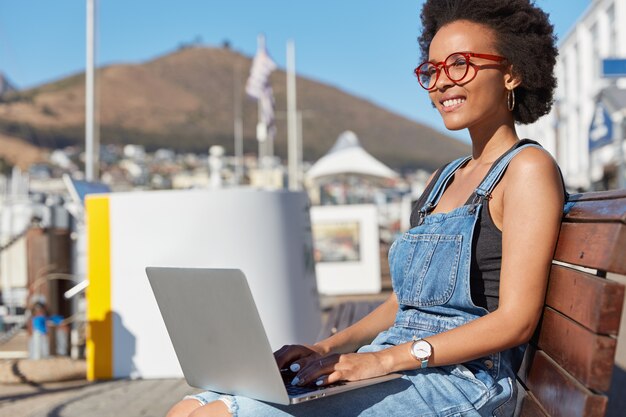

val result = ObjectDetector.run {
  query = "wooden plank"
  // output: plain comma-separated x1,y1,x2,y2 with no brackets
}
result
318,301,384,340
318,305,343,340
537,307,617,392
553,222,626,275
564,195,626,223
518,391,551,417
524,351,608,417
336,303,356,334
566,190,626,205
352,302,375,324
546,265,625,335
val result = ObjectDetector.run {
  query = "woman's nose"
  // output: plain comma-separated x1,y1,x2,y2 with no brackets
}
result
435,67,454,89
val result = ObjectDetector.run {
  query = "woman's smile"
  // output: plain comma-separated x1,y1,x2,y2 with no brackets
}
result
440,95,467,112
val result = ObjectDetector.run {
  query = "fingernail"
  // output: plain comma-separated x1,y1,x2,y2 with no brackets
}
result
291,376,300,386
316,379,324,386
290,363,300,372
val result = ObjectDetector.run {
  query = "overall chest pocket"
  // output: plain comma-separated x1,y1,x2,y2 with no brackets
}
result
391,233,463,307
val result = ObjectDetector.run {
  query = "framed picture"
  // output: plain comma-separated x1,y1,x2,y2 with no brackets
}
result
313,221,361,263
310,204,381,295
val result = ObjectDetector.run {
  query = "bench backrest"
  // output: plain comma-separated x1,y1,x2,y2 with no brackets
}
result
517,190,626,417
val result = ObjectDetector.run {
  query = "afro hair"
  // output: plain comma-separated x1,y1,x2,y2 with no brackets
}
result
419,0,558,124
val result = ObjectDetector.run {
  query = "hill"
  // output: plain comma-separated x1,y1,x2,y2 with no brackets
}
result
0,73,17,97
0,46,469,171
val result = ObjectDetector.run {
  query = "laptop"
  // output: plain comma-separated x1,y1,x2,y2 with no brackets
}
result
145,267,401,405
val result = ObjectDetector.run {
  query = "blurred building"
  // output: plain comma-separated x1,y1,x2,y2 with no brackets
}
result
518,0,626,191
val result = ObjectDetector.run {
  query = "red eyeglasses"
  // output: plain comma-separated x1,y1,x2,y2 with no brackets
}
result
415,52,507,91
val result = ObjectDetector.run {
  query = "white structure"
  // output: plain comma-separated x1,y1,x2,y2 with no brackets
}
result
85,189,321,379
307,131,398,181
518,0,626,190
310,204,381,295
0,169,32,312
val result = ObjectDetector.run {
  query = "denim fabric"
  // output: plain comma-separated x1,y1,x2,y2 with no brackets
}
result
187,144,544,416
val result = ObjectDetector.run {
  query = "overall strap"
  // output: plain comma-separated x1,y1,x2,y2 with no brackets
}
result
474,143,544,198
418,155,471,220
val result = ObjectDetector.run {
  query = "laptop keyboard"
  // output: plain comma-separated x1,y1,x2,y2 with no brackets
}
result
281,370,346,395
285,384,321,395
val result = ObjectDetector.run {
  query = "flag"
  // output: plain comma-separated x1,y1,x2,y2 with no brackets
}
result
246,40,277,141
246,48,277,99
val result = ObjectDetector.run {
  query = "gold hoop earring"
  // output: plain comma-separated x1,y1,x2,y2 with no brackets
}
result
507,89,516,112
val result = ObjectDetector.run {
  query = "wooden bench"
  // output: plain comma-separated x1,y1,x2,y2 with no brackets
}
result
319,190,626,417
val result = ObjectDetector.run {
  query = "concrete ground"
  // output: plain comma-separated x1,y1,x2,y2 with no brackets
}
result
0,376,202,417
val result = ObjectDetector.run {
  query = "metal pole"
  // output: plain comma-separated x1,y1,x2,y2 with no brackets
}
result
255,35,267,180
85,0,98,181
234,63,244,185
618,117,625,189
1,203,13,316
257,103,266,165
297,111,303,188
267,126,273,162
287,40,299,190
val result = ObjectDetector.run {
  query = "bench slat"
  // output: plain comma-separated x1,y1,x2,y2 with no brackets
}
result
336,303,357,333
518,390,550,417
564,194,626,223
553,222,626,275
521,350,608,417
318,305,344,340
352,301,377,323
566,190,626,205
537,307,617,392
545,265,625,335
318,301,384,341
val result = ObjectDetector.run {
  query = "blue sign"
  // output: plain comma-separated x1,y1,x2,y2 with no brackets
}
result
589,102,613,151
602,59,626,77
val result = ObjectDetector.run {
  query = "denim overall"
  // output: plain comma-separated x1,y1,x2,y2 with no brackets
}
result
187,144,542,417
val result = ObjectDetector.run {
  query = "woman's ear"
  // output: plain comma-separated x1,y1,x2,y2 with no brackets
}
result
504,65,522,90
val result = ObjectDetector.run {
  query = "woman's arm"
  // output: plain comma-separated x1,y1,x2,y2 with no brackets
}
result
315,293,399,355
295,148,565,385
275,293,398,370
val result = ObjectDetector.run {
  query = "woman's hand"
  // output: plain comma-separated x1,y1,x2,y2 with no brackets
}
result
274,344,326,372
291,352,390,387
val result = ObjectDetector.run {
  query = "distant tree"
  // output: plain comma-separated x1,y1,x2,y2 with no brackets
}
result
0,157,13,176
222,39,231,49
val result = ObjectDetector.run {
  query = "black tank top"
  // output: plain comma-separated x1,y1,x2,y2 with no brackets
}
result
410,139,540,312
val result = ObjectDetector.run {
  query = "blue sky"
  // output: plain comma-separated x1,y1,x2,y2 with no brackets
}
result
0,1,591,143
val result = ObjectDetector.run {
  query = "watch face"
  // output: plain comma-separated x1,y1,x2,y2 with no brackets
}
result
412,341,431,360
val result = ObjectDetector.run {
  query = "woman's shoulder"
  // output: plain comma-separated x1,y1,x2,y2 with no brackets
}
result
504,143,565,202
507,143,560,179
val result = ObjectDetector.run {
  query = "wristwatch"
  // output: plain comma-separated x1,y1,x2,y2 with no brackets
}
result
410,339,432,368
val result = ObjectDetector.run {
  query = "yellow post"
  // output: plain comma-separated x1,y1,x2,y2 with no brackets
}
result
85,195,112,380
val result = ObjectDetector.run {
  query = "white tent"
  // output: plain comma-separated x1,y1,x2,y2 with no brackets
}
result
306,131,398,181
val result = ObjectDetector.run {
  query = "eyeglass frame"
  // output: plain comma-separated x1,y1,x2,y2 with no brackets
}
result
414,51,507,91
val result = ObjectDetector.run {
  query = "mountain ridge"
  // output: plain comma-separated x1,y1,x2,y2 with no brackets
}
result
0,45,469,171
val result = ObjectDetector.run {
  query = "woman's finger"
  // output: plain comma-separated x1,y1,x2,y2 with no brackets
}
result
314,374,328,387
274,344,316,369
293,354,340,386
319,370,343,386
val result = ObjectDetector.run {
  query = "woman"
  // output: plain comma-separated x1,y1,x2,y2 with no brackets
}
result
168,0,565,415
